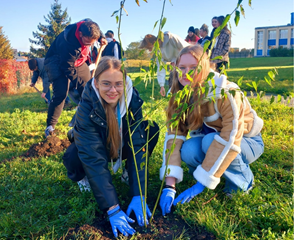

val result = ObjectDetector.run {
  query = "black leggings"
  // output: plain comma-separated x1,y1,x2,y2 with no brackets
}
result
63,121,159,182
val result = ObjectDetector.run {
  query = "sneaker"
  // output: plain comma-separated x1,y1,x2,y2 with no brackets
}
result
45,125,55,138
77,176,91,192
121,168,129,185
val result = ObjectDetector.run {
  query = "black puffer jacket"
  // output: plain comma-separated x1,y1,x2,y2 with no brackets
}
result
73,80,148,210
45,21,103,82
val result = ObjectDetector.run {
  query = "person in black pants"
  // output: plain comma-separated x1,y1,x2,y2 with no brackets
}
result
44,20,107,137
62,57,159,238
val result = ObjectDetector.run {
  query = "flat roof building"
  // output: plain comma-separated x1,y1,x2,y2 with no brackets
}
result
254,12,294,57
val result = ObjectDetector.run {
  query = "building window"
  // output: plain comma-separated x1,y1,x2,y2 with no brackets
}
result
279,29,288,39
257,31,263,49
268,30,276,39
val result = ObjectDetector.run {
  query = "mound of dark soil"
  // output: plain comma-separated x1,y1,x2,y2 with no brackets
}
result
64,213,215,240
24,135,71,158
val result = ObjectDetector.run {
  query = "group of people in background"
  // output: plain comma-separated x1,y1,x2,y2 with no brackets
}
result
140,15,231,97
24,16,264,239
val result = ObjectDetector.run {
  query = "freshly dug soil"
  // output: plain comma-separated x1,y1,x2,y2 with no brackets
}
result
64,212,216,240
24,135,71,158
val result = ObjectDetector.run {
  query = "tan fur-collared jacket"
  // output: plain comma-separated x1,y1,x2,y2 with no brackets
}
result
160,71,263,189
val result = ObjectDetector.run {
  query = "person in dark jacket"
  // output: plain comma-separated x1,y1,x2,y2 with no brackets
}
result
28,58,70,105
102,30,123,59
44,20,107,137
63,56,159,238
197,24,211,47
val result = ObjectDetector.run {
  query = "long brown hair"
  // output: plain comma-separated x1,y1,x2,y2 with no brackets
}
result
94,56,125,159
167,45,210,131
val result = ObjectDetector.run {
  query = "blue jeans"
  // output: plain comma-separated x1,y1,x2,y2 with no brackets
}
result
180,127,264,193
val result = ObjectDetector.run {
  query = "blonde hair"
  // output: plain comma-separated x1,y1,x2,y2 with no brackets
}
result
167,44,210,131
94,56,126,159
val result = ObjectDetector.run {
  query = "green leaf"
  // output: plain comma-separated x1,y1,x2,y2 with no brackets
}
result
264,76,272,87
116,15,119,24
203,40,211,52
148,120,154,127
271,68,278,76
234,10,240,26
140,159,146,169
161,17,167,29
270,95,275,104
229,89,236,98
130,111,135,120
246,83,253,88
167,168,171,175
240,4,245,18
111,10,119,17
268,70,275,81
133,76,141,86
211,56,223,61
237,76,243,87
153,20,159,32
252,81,257,92
248,0,252,7
158,30,164,42
277,94,281,103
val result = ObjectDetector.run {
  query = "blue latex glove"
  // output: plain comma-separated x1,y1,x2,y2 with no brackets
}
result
127,196,152,226
173,182,205,205
160,188,176,216
108,205,136,238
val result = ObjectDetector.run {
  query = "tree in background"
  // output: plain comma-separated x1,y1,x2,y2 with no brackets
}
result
125,41,151,60
0,26,13,59
29,0,71,57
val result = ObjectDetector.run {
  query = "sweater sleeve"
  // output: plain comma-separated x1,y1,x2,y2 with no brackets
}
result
159,127,188,183
193,92,244,189
31,71,39,84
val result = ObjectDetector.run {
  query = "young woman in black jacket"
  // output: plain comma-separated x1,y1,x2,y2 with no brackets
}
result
63,56,159,238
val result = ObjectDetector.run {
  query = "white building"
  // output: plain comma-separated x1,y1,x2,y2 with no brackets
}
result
254,12,294,57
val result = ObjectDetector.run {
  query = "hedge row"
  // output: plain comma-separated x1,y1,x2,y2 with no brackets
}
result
0,60,31,94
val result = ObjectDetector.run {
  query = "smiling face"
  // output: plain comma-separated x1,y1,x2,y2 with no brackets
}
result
178,53,201,87
95,68,124,109
188,31,194,37
212,19,218,28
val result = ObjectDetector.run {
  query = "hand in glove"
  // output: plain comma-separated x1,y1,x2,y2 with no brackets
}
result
127,196,152,226
108,205,136,238
173,182,205,205
160,188,176,216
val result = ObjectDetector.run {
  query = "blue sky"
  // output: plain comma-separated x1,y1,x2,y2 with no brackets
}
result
0,0,294,52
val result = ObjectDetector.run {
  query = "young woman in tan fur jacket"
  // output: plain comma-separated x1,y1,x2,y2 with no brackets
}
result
159,45,264,216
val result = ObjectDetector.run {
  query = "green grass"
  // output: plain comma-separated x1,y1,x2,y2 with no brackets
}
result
128,57,294,96
0,59,294,239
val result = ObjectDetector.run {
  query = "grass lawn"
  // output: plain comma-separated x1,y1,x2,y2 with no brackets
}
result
128,57,294,96
0,69,293,239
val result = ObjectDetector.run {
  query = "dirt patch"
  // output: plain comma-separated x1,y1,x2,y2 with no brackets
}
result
63,212,215,240
24,135,71,158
